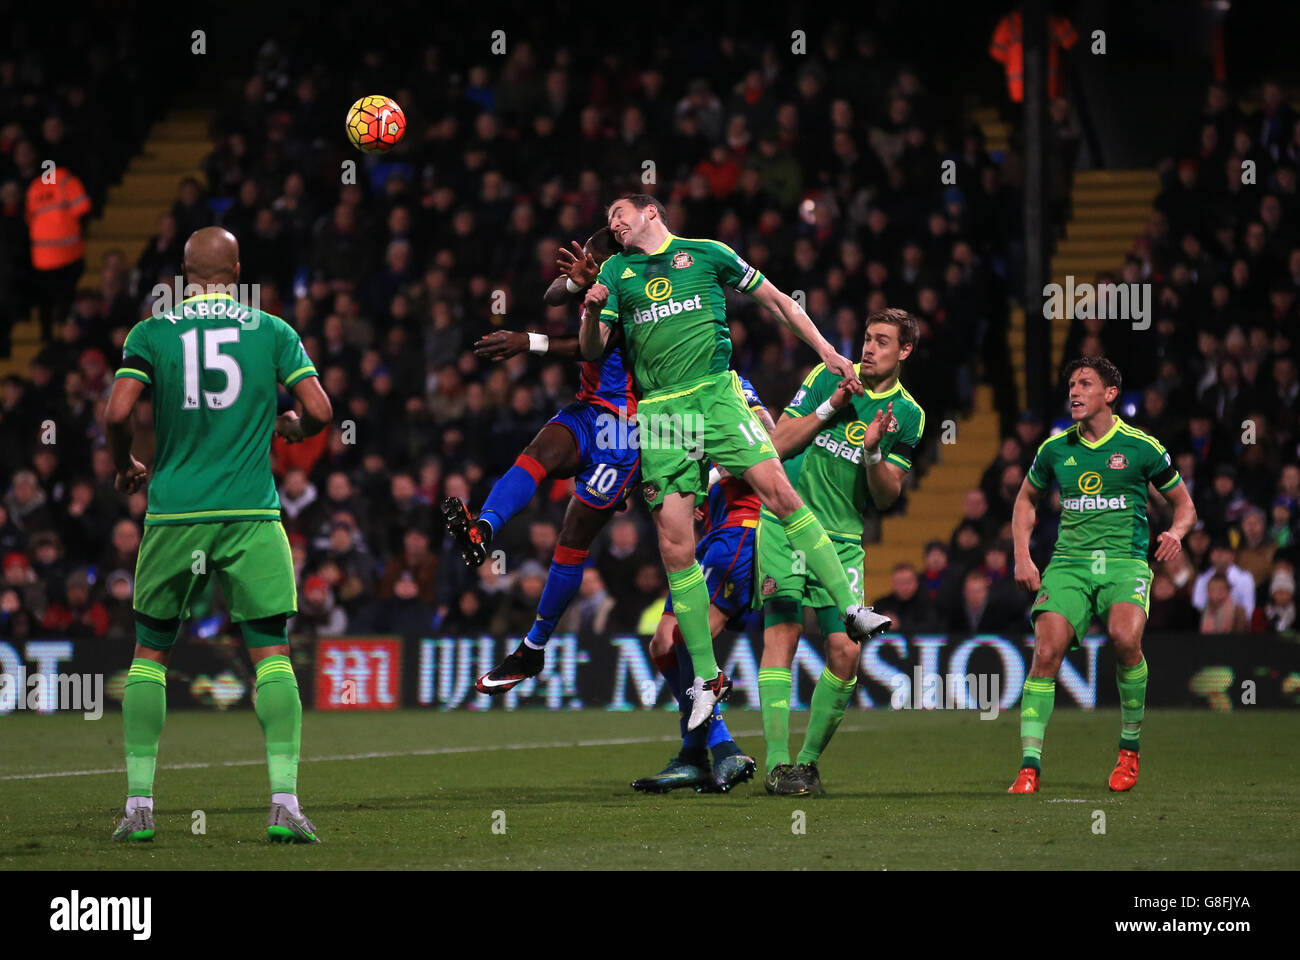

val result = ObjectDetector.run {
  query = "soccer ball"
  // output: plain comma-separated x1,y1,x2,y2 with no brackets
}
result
345,95,407,154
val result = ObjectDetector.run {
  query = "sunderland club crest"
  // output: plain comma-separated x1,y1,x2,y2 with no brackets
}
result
671,251,694,269
1108,452,1128,470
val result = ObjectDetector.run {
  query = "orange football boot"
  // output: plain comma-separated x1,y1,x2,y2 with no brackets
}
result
1007,767,1040,793
1108,748,1140,791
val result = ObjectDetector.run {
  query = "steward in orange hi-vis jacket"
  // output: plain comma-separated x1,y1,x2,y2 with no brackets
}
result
989,11,1078,104
26,166,91,270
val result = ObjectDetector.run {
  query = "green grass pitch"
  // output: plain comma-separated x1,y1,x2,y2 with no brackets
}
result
2,708,1297,870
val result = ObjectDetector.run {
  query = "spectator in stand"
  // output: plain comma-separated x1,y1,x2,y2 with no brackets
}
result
557,568,616,636
1199,573,1247,634
278,467,318,535
980,437,1023,505
491,568,547,637
1184,524,1212,570
920,541,952,604
1147,571,1199,631
986,464,1023,527
1268,498,1295,550
291,575,347,639
0,586,37,640
442,589,488,636
377,528,438,605
1232,507,1276,589
40,568,108,638
1192,541,1257,618
948,521,986,577
1196,465,1249,540
5,469,53,533
952,489,1000,544
948,569,1022,634
1252,568,1296,634
100,518,140,574
871,563,941,632
103,570,136,643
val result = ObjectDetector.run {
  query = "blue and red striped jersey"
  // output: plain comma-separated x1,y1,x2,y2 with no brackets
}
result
574,303,638,419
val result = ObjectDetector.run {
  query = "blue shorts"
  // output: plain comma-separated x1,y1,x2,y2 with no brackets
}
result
549,402,640,510
665,522,757,630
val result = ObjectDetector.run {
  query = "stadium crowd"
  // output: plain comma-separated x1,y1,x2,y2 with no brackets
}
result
0,15,1293,649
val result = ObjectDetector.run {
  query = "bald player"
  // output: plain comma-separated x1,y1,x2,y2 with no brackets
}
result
106,227,332,844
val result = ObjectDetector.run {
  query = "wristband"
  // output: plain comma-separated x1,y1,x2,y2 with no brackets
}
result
707,466,723,489
565,277,582,294
527,333,550,354
815,399,837,422
864,447,882,465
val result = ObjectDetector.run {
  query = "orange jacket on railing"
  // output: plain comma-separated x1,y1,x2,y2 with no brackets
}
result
25,167,91,270
989,11,1078,103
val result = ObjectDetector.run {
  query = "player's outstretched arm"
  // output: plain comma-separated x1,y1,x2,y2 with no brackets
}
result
579,283,613,361
474,331,583,361
748,279,862,394
1153,480,1196,562
770,379,854,458
1012,479,1043,592
544,242,600,305
278,376,333,443
543,276,572,306
104,376,147,493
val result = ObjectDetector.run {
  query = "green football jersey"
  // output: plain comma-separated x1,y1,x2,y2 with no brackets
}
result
761,363,925,543
596,234,764,392
115,292,318,526
1026,416,1181,561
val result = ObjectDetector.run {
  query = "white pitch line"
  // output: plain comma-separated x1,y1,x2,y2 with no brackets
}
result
2,725,866,783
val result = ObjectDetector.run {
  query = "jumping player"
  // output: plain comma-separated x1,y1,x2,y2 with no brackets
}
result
632,377,774,794
1009,357,1196,794
582,195,892,732
441,228,640,693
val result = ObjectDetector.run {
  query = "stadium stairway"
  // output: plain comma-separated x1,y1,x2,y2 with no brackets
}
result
0,109,210,379
862,382,1000,596
968,106,1011,156
1007,168,1160,407
78,108,211,291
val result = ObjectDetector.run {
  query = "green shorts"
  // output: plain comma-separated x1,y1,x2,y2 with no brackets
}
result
134,520,298,630
755,511,864,634
1030,558,1151,648
637,370,777,508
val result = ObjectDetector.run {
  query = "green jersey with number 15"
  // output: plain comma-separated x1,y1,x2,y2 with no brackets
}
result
115,293,318,526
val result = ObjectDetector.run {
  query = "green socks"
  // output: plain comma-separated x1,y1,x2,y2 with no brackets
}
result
1018,677,1056,771
1116,658,1148,752
759,667,792,769
123,658,167,797
781,506,855,614
797,668,856,765
254,655,302,794
666,563,718,678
